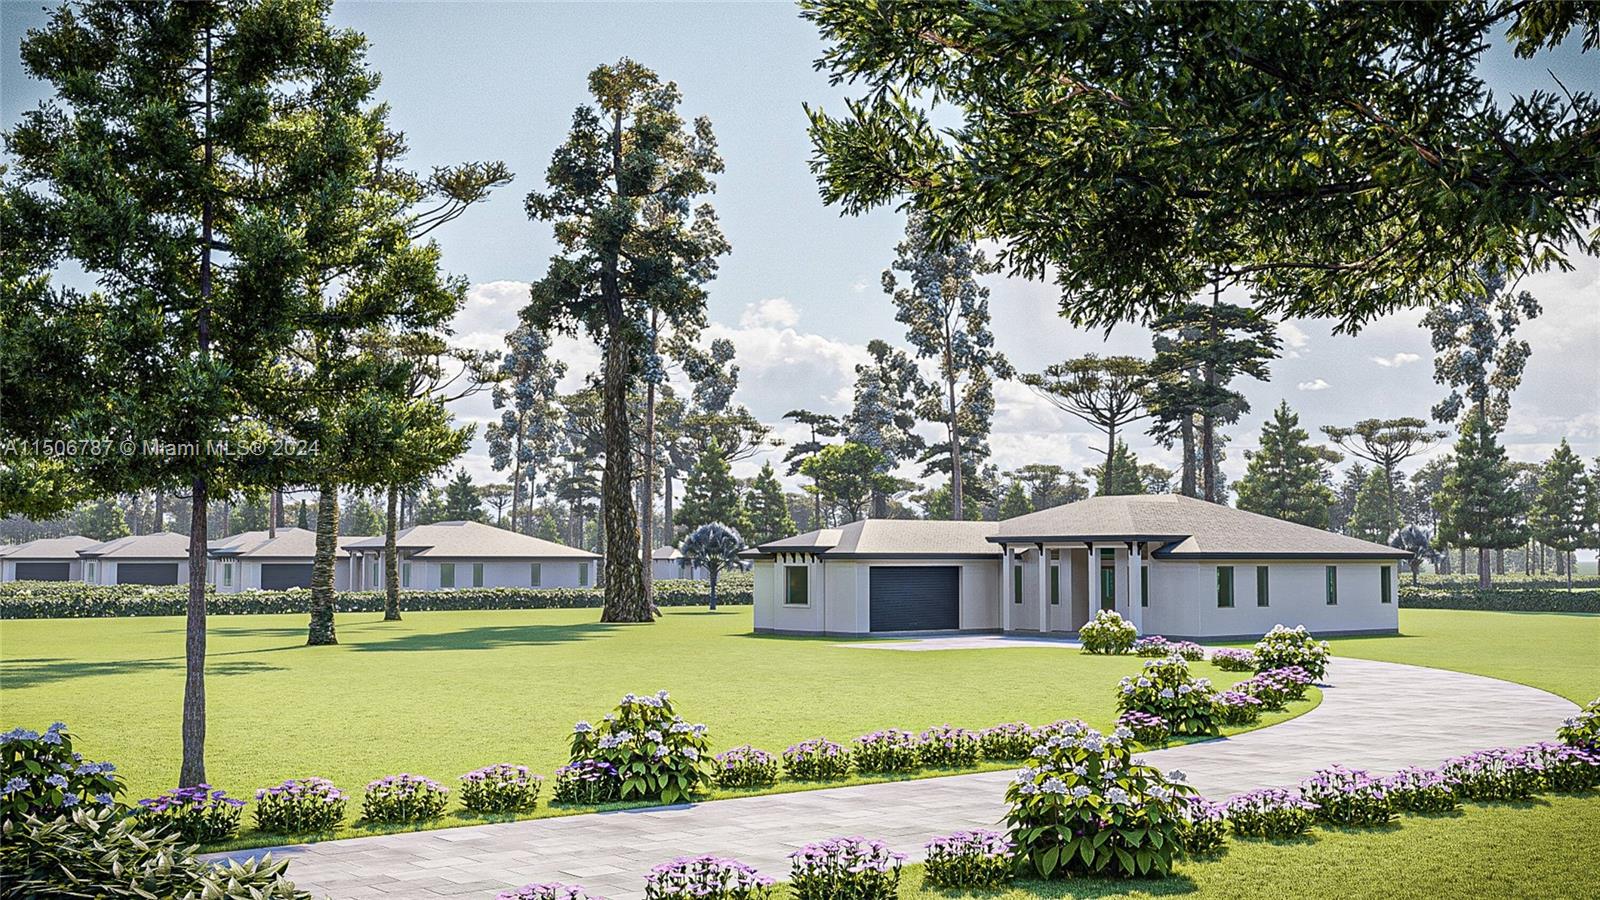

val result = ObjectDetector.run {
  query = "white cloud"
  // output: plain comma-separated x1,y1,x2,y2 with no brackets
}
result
1279,321,1310,359
1297,379,1331,392
851,281,869,294
1371,352,1422,368
738,297,800,329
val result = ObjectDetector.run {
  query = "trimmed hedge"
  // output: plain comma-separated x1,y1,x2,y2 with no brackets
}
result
1398,585,1600,614
0,574,753,619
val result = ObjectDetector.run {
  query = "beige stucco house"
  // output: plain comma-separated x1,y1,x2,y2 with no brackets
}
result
746,494,1408,640
341,520,599,592
0,535,101,582
78,532,192,585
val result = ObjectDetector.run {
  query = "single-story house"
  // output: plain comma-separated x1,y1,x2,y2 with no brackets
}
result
341,520,599,591
206,527,368,592
651,545,707,581
746,494,1408,640
0,535,102,582
79,532,193,586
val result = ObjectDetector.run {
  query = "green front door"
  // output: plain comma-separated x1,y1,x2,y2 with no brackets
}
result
1100,566,1116,609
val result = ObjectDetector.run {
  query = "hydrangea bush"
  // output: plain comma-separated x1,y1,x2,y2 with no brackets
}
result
980,723,1042,761
1078,609,1137,654
1440,747,1543,801
1115,711,1170,746
1524,742,1600,792
782,739,852,780
852,730,921,774
0,723,122,822
1116,656,1221,736
1298,766,1393,827
1132,635,1172,657
254,778,347,833
135,785,245,843
1231,667,1312,709
1209,648,1257,672
644,855,774,899
362,774,449,823
1213,691,1263,726
459,764,542,814
713,746,779,789
1253,625,1331,680
1557,698,1600,749
1380,767,1461,814
1176,797,1228,855
918,725,981,768
1222,788,1317,838
1003,721,1195,878
498,884,603,900
551,760,619,805
923,829,1014,889
569,691,712,804
788,836,903,900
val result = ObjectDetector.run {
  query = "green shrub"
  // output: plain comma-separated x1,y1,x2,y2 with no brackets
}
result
569,691,713,804
1,723,123,823
1078,609,1137,654
1398,585,1600,613
458,764,542,814
253,778,347,833
917,725,981,768
134,785,245,843
1558,698,1600,750
712,746,779,789
1253,624,1331,680
0,808,310,899
0,575,753,619
1116,657,1221,736
361,774,449,824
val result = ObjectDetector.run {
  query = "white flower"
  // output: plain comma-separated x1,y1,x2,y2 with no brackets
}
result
1169,769,1187,783
1178,684,1192,695
1070,785,1091,800
1106,787,1131,806
1041,778,1067,795
1159,688,1176,700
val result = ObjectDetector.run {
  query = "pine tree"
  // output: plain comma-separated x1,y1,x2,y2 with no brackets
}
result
1436,412,1526,590
442,469,484,522
743,462,796,544
676,440,749,534
1529,440,1587,591
71,499,131,542
1086,441,1147,496
295,501,310,530
999,482,1032,519
1329,463,1369,535
801,442,897,523
1236,402,1342,528
1348,468,1398,542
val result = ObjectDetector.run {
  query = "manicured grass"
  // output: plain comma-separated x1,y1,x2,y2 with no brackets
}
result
1328,609,1600,703
0,607,1314,844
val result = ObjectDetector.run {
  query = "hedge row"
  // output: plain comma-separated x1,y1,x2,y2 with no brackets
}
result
0,574,754,619
1398,585,1600,614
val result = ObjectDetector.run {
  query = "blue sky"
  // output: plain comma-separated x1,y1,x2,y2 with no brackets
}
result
5,1,1598,512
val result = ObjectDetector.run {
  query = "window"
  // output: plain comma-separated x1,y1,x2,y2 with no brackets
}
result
402,563,411,588
440,563,456,589
222,562,233,588
86,561,97,583
1100,567,1116,610
1100,547,1115,561
578,563,589,586
1013,565,1023,604
1380,565,1392,604
370,559,380,586
472,563,484,588
1256,566,1269,607
1325,565,1338,605
530,563,542,587
1049,565,1060,605
1140,567,1149,607
1216,566,1234,608
784,565,808,605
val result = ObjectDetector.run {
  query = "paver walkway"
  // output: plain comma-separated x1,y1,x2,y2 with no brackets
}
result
207,658,1576,900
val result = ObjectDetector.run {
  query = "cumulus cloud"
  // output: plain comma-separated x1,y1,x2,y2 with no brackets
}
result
1371,352,1422,368
738,297,800,329
1297,379,1331,392
1279,321,1310,359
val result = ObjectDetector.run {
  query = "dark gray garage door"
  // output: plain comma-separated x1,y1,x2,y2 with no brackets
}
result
117,563,179,585
260,563,314,590
869,566,960,632
14,562,70,581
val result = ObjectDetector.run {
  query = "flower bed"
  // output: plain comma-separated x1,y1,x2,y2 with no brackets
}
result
459,764,542,814
1133,635,1204,660
135,785,245,843
1231,666,1311,709
1558,698,1599,750
789,836,903,900
254,778,347,833
1222,788,1317,838
1213,690,1263,726
1116,656,1221,736
568,691,712,804
1004,721,1194,878
362,773,449,823
1524,742,1600,792
551,760,620,805
1209,648,1257,672
713,746,779,789
917,726,981,768
1440,747,1544,801
979,723,1041,761
498,884,603,900
782,739,852,780
1253,625,1331,680
1298,765,1393,827
1177,797,1228,855
1115,711,1170,746
1078,609,1137,654
645,855,774,899
1380,766,1460,814
852,729,921,774
923,829,1013,889
1,723,122,822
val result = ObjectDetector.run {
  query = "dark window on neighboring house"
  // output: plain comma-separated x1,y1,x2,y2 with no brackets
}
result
1381,565,1392,603
472,562,485,588
578,563,589,586
402,563,411,588
530,563,541,586
440,563,456,589
1217,566,1234,608
1325,565,1338,605
1013,565,1023,604
1256,566,1269,606
784,565,808,605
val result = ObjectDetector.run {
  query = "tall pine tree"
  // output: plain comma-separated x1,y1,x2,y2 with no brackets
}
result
743,462,796,544
1236,402,1341,528
675,440,749,534
1436,412,1525,590
1529,440,1587,591
1348,468,1398,543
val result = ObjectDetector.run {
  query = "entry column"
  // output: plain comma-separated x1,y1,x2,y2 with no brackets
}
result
1035,545,1048,634
1001,545,1013,632
1128,542,1143,634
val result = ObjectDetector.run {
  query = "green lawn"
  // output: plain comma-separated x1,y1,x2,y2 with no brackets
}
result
0,607,1314,844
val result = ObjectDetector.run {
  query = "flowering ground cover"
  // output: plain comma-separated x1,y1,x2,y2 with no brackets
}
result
0,607,1316,847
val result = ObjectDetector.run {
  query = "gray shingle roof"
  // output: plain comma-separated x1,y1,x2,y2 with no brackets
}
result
341,521,598,559
1,535,102,560
757,520,1000,558
208,527,371,559
78,532,190,559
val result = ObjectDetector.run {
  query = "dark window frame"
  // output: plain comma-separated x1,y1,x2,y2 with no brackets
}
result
1256,565,1269,607
1217,565,1235,608
784,565,809,606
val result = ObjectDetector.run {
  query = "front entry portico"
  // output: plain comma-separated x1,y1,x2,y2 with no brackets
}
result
999,540,1147,635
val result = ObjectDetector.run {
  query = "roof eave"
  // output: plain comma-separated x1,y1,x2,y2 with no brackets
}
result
1152,549,1414,560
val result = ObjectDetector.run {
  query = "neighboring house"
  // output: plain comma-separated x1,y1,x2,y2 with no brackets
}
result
651,545,707,581
78,532,192,586
207,527,367,592
746,494,1408,640
0,535,102,582
341,521,599,592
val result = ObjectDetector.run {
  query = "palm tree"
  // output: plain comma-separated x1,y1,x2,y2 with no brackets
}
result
680,523,748,611
1390,524,1439,585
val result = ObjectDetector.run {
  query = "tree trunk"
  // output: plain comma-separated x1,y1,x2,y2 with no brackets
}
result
642,339,657,613
1477,547,1490,591
307,483,340,644
1105,421,1118,494
1202,280,1219,503
947,373,964,521
1568,552,1573,592
510,430,523,535
180,479,208,786
1495,547,1505,576
599,328,646,622
1411,559,1420,585
1179,414,1196,498
383,484,401,621
708,566,719,611
154,488,165,532
664,467,675,544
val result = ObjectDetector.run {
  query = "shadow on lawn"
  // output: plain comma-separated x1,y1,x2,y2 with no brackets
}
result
0,657,284,688
938,874,1201,898
349,621,614,652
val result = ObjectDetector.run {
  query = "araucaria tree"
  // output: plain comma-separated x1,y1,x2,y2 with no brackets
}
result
522,59,729,622
1529,440,1587,591
845,339,926,517
487,325,568,533
1436,412,1525,590
1424,266,1541,430
1320,418,1444,533
883,212,1010,520
1023,356,1151,493
1236,402,1342,528
782,410,842,525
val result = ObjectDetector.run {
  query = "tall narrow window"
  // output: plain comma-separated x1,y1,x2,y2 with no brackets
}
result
1140,567,1149,607
370,559,379,586
86,561,97,583
578,563,589,586
1013,565,1023,604
1325,565,1338,605
530,563,542,587
222,562,233,587
1100,567,1115,610
472,562,485,587
1256,566,1269,607
402,563,411,588
1049,565,1060,605
1380,565,1392,603
440,563,456,589
1216,566,1235,608
784,566,808,605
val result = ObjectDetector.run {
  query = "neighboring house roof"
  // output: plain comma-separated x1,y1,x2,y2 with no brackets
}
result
994,494,1407,559
341,521,599,559
78,532,190,559
755,519,1001,559
208,527,370,559
2,535,102,560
